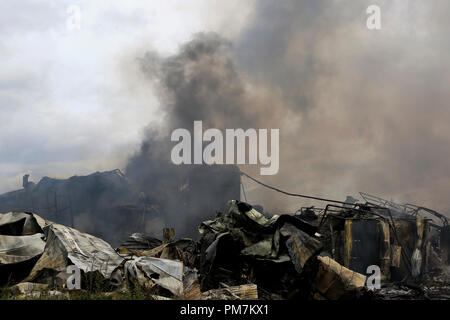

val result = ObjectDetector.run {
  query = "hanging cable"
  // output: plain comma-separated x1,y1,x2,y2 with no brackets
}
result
240,171,353,205
240,179,248,202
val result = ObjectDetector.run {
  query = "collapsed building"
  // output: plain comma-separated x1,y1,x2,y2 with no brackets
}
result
0,166,240,245
0,168,449,299
320,194,449,281
195,195,450,299
0,170,134,245
301,193,450,284
0,189,449,299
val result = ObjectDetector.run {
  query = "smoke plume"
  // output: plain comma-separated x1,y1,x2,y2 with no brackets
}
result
126,0,450,224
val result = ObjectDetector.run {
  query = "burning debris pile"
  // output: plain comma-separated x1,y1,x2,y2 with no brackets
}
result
1,195,449,300
196,200,366,300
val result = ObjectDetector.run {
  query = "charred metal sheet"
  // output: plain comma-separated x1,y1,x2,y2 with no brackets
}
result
281,223,322,274
120,232,162,251
346,219,389,276
0,212,45,236
0,233,45,264
124,256,184,297
26,221,124,282
315,255,366,300
0,212,49,285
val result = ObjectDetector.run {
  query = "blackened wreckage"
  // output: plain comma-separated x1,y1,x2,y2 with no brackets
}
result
0,168,448,300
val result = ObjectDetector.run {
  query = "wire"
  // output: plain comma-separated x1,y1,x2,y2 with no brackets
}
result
240,171,353,205
239,171,418,278
240,180,248,202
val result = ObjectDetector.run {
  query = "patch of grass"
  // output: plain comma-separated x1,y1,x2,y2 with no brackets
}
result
119,281,150,300
0,277,13,300
0,286,11,300
0,273,157,300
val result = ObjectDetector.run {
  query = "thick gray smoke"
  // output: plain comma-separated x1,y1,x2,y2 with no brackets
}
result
126,0,450,222
125,34,249,236
234,0,450,215
136,34,263,130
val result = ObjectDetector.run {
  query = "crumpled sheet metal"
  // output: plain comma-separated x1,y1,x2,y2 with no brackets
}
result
200,200,320,265
0,233,45,264
0,212,47,266
315,255,366,300
198,200,323,296
2,212,194,295
229,201,279,229
199,200,279,236
125,256,184,297
120,233,162,251
199,201,284,264
183,267,201,300
240,231,280,259
26,221,124,281
281,223,323,274
119,238,192,261
0,212,46,236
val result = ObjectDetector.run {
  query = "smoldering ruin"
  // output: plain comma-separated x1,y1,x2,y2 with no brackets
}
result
0,188,449,300
0,166,240,245
0,35,248,245
2,1,450,299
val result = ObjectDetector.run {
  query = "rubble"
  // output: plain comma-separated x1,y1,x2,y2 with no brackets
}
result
0,233,45,264
25,220,124,286
119,233,162,251
0,212,47,285
9,282,49,296
0,170,136,245
201,283,258,300
197,200,318,297
0,166,241,246
0,194,449,300
123,256,184,297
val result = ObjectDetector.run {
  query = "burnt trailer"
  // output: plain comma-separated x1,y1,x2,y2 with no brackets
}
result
299,193,450,282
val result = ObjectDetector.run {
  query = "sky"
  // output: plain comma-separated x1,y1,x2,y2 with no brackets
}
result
0,0,254,191
1,1,450,215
